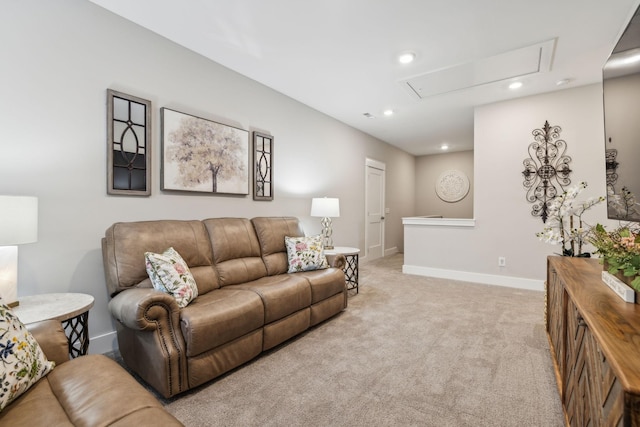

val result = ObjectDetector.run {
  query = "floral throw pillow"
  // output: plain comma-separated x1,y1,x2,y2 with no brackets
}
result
145,247,198,308
0,299,55,411
285,235,329,273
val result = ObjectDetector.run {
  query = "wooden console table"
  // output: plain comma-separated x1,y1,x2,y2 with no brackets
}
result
546,256,640,426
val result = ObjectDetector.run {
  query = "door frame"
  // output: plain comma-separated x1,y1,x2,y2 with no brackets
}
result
365,157,386,260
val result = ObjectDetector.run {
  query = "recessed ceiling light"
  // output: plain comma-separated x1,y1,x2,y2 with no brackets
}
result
441,144,449,150
383,109,394,116
398,52,416,64
509,81,523,90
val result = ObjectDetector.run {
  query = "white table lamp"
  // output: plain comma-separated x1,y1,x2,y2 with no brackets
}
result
311,197,340,249
0,196,38,307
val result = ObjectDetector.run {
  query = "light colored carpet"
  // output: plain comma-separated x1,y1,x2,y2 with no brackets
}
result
151,254,564,426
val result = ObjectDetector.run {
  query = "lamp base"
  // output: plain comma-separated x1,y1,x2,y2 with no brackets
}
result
0,246,19,309
320,217,334,250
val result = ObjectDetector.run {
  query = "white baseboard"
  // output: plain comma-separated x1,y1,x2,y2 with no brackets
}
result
361,247,399,265
402,264,544,292
88,330,119,355
384,247,399,257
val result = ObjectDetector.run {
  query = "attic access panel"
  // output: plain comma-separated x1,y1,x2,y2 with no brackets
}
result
401,39,556,99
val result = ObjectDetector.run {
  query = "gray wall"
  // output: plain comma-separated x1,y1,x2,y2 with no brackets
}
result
405,84,617,282
0,0,415,353
415,151,474,218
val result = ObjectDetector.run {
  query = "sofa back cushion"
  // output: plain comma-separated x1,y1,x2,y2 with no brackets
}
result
103,220,218,297
203,218,267,286
251,217,305,275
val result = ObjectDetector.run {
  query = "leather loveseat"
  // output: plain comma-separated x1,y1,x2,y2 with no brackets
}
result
102,217,347,398
0,320,183,426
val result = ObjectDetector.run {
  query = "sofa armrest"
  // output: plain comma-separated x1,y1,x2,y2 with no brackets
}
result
108,288,188,398
108,288,181,332
326,253,346,270
27,320,70,366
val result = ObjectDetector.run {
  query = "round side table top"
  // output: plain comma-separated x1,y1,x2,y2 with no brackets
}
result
12,293,95,324
325,246,360,255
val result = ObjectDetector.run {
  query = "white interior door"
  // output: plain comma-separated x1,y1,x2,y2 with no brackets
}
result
365,159,385,261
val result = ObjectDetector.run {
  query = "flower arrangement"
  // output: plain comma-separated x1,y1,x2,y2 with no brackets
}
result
536,182,605,257
588,222,640,291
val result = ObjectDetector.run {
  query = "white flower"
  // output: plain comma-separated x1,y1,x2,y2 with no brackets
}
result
536,227,563,245
536,181,604,256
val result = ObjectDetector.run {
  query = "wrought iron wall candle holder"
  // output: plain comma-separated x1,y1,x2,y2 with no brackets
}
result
522,120,572,223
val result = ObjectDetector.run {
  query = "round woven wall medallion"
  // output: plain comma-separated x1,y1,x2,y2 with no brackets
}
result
435,170,470,202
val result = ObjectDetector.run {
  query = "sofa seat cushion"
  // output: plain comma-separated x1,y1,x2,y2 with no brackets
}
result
297,268,347,303
0,377,72,426
180,289,264,357
0,354,182,427
227,274,311,323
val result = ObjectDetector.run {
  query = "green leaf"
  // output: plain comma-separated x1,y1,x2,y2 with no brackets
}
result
608,258,622,272
15,368,28,379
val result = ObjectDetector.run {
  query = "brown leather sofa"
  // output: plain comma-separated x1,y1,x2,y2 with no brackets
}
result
102,217,347,398
0,320,183,426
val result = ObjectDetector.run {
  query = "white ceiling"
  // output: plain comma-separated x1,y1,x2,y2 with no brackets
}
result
90,0,640,156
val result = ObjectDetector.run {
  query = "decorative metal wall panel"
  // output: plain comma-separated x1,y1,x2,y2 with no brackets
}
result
522,121,572,223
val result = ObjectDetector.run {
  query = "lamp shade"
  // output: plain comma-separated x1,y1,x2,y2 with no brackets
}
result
0,196,38,245
311,197,340,218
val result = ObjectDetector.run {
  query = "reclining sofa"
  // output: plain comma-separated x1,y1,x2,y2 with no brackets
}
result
0,320,182,426
102,216,347,398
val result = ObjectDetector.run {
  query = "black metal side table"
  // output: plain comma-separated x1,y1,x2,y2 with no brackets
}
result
13,293,94,358
325,246,360,293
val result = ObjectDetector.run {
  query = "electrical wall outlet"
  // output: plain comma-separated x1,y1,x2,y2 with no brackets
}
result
498,256,506,267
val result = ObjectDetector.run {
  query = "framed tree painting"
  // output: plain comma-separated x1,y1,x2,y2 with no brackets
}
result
253,131,273,201
161,108,249,195
106,89,152,196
